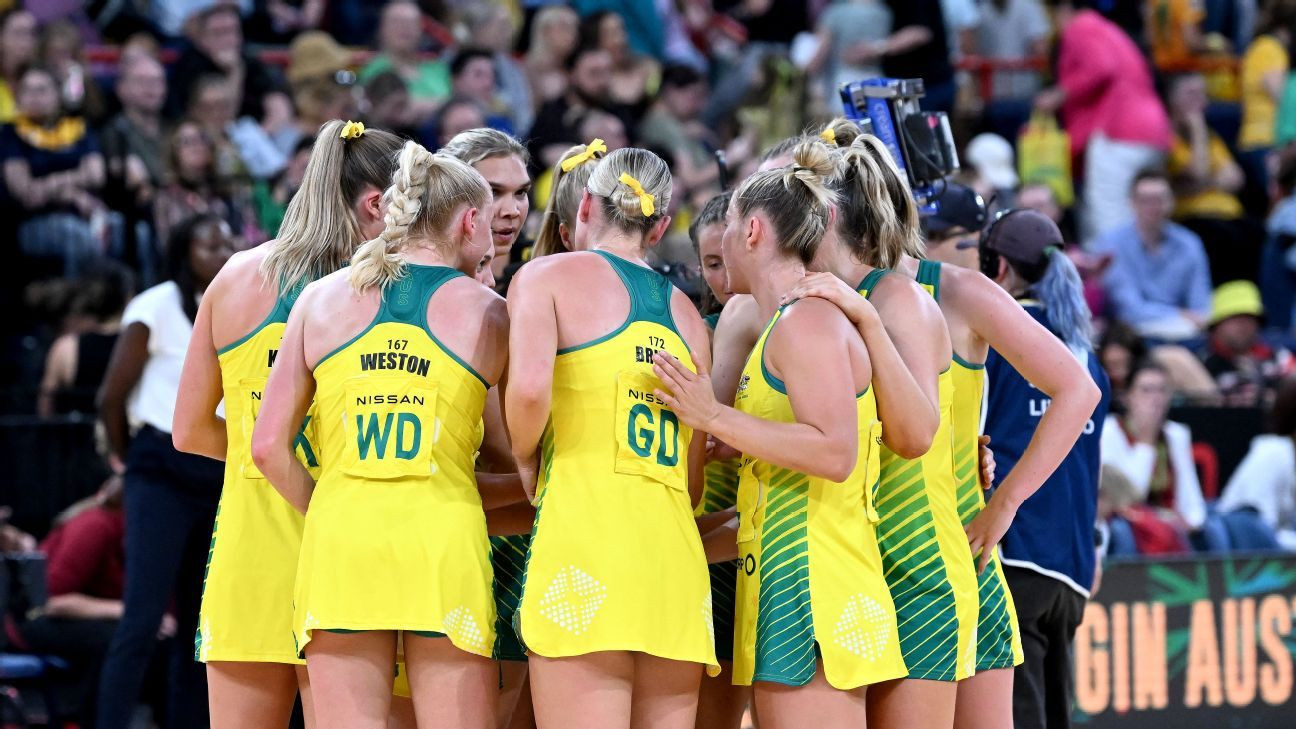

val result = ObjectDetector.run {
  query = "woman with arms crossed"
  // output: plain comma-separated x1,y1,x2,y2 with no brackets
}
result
506,148,717,729
653,138,907,728
252,145,506,729
172,120,401,729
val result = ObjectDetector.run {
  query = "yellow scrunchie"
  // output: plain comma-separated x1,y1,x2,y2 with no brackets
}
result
339,120,366,140
560,138,608,172
618,172,655,217
820,126,836,146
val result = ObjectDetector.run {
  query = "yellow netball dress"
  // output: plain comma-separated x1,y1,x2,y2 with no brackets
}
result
197,283,318,664
921,262,1025,672
293,265,496,658
517,250,717,674
858,268,979,682
732,306,905,690
696,311,741,664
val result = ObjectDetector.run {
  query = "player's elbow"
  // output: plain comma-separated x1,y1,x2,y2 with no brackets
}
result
249,427,281,476
816,441,858,484
883,416,938,461
171,418,197,454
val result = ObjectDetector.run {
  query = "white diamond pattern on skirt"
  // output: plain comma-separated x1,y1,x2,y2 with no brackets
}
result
833,594,892,661
538,566,608,634
443,606,489,653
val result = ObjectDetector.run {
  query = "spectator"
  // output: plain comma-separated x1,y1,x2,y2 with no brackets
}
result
964,133,1020,205
0,9,39,123
285,29,355,90
1217,374,1296,549
918,180,986,271
1093,170,1213,340
361,70,420,139
95,213,232,729
1,65,109,278
40,19,107,123
974,0,1051,100
432,96,487,148
186,73,286,182
1264,152,1296,331
578,108,628,152
38,263,135,419
580,10,659,111
1237,2,1293,216
449,47,514,134
1201,280,1295,405
1146,0,1209,71
164,5,292,132
1101,361,1212,555
805,0,893,115
244,0,326,44
1098,322,1147,402
279,30,356,153
14,476,126,729
636,64,716,206
527,44,625,168
523,5,580,106
701,0,811,127
1165,72,1262,285
153,120,243,251
101,54,168,282
149,0,252,39
941,0,982,60
1037,0,1171,242
881,0,956,111
358,0,449,124
460,2,534,134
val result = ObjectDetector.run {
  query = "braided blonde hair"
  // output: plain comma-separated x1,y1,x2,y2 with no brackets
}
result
349,141,491,292
733,139,838,264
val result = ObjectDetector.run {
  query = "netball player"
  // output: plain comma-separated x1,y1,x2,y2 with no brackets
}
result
685,191,750,729
651,138,907,729
439,128,536,729
505,148,717,729
916,195,1102,729
172,120,403,729
533,139,608,257
252,145,505,729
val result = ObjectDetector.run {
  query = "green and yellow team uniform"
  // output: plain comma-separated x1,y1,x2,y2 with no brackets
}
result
696,310,740,663
517,251,717,674
858,268,980,681
294,265,495,658
491,534,530,661
732,306,906,690
923,261,1025,672
197,284,318,664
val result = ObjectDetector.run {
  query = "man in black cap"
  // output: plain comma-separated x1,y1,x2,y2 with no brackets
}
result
922,182,989,271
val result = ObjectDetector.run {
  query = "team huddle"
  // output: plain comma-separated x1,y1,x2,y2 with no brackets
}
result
170,118,1101,729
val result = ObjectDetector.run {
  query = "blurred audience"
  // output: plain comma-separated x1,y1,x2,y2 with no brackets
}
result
0,10,40,123
806,0,892,115
975,0,1051,100
581,10,659,111
1237,2,1293,216
1094,169,1213,341
38,263,134,419
153,120,245,252
1217,375,1296,549
1201,281,1295,405
359,0,448,124
523,5,580,106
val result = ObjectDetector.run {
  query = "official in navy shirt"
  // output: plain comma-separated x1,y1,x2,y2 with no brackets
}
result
980,211,1111,729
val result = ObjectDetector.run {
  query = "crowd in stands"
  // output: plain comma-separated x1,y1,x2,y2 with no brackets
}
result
4,0,1296,723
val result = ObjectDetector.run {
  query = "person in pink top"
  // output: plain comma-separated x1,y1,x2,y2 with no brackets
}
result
1036,0,1172,245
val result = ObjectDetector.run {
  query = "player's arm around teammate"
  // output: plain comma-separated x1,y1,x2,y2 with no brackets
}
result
655,139,909,729
254,144,506,729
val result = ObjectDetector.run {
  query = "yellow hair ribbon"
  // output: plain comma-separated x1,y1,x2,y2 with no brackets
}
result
339,120,366,140
819,126,836,146
618,172,655,217
559,138,608,172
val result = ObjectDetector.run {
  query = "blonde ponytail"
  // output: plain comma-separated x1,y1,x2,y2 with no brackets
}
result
733,139,838,263
833,134,924,269
349,141,491,292
260,120,404,291
534,141,607,257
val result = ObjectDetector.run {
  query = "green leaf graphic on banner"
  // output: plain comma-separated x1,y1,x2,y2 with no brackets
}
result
1148,563,1210,605
1224,558,1296,597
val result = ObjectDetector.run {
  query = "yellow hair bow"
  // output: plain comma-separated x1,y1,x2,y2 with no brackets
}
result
618,172,655,217
339,120,366,140
820,126,837,146
560,138,608,172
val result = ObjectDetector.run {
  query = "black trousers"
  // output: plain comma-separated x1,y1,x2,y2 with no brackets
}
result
1006,566,1088,729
